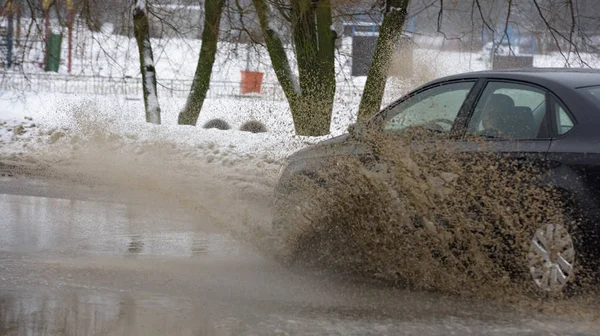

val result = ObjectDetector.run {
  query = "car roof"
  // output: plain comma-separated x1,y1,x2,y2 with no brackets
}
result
435,67,600,89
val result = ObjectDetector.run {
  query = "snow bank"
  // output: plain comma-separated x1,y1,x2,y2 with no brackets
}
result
0,92,353,184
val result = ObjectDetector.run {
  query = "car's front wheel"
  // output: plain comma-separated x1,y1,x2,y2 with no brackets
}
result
521,208,599,297
527,222,577,294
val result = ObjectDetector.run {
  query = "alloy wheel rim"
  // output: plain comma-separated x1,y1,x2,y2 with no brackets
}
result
527,223,576,292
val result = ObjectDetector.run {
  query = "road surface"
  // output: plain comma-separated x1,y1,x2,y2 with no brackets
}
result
0,167,598,335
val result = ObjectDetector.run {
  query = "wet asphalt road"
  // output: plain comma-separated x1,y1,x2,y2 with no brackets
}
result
0,174,599,335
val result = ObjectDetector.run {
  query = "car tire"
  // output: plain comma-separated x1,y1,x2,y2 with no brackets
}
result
519,208,597,298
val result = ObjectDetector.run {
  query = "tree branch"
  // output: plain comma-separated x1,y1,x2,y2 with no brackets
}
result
252,0,299,100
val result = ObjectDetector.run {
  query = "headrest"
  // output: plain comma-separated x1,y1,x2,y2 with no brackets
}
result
485,94,515,116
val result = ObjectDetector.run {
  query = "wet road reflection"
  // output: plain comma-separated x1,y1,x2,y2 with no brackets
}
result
0,289,214,336
0,193,241,258
2,286,599,336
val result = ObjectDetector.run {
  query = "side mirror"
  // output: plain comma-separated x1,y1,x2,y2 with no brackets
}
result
347,122,367,141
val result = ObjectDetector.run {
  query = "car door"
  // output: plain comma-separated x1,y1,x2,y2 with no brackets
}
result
365,78,483,177
454,79,553,167
378,78,482,145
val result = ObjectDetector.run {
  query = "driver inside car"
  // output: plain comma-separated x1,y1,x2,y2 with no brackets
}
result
479,93,517,138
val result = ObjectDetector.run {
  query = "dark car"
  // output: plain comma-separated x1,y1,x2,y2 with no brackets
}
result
273,68,600,295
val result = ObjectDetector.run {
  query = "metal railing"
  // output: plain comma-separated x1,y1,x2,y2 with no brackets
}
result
0,72,294,100
0,72,400,105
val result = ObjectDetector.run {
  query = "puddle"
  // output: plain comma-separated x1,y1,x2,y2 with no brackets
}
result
0,289,219,336
0,193,242,258
4,288,597,336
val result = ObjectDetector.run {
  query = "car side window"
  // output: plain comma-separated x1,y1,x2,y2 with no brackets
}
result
556,103,574,135
466,81,548,140
384,81,475,134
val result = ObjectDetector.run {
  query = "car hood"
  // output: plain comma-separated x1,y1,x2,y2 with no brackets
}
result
287,133,372,162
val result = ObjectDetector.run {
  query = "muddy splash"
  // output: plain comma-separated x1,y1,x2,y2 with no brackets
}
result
267,128,598,304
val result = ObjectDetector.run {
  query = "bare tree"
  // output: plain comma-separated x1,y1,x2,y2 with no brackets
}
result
133,0,161,124
250,0,336,136
178,0,226,126
357,0,409,121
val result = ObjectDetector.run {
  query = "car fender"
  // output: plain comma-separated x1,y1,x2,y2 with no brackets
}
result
538,163,596,211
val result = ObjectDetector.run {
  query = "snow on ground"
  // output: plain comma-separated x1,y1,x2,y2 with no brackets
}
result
0,118,39,152
0,91,353,190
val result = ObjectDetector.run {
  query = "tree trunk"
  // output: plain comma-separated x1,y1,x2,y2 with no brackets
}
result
15,2,21,47
133,0,161,124
289,0,336,136
252,0,335,136
43,0,50,69
313,0,336,134
178,0,225,126
67,0,73,73
357,0,409,121
252,0,299,102
6,0,14,69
